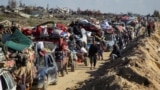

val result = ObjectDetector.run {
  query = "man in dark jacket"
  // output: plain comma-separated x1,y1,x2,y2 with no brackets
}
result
147,20,155,37
88,40,98,70
110,42,121,58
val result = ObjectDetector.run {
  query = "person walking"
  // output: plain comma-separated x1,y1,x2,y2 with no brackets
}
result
147,20,155,37
147,22,151,37
88,39,98,70
97,41,105,60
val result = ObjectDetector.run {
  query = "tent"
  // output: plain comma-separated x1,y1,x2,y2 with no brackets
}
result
5,29,32,51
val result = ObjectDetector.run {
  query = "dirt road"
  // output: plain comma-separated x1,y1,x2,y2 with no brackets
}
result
47,52,110,90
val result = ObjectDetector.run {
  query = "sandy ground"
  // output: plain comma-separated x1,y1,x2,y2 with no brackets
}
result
66,22,160,90
47,52,111,90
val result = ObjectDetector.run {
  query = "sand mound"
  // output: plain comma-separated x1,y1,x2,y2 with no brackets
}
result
70,22,160,90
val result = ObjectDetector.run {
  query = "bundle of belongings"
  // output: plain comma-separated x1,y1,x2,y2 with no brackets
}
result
100,20,113,33
0,28,33,69
5,29,32,52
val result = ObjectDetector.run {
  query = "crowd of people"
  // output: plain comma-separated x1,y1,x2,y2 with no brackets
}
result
0,15,156,89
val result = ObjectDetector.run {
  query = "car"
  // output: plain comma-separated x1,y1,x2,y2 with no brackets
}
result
0,69,17,90
104,33,115,52
32,53,58,90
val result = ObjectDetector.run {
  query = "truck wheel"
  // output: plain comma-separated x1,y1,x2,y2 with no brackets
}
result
52,73,58,85
71,61,76,72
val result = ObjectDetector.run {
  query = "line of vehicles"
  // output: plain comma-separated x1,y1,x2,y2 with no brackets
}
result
0,15,147,90
0,25,114,90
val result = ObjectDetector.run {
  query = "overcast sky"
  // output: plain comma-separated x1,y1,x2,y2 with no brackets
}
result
1,0,160,15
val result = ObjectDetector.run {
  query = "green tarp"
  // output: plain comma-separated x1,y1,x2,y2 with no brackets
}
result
5,29,32,51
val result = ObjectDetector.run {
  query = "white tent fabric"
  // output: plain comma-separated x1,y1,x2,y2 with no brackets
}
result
100,20,112,30
79,28,87,44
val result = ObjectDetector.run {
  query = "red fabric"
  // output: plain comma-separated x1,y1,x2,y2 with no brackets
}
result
22,29,33,35
53,38,64,50
56,23,66,32
82,24,102,37
39,50,46,56
36,26,42,36
47,28,53,35
83,25,99,32
53,39,59,44
59,38,64,47
77,58,82,63
61,43,67,51
149,22,154,29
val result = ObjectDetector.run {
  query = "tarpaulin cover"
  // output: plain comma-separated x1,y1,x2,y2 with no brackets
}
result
100,20,111,30
116,25,124,32
5,29,32,51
